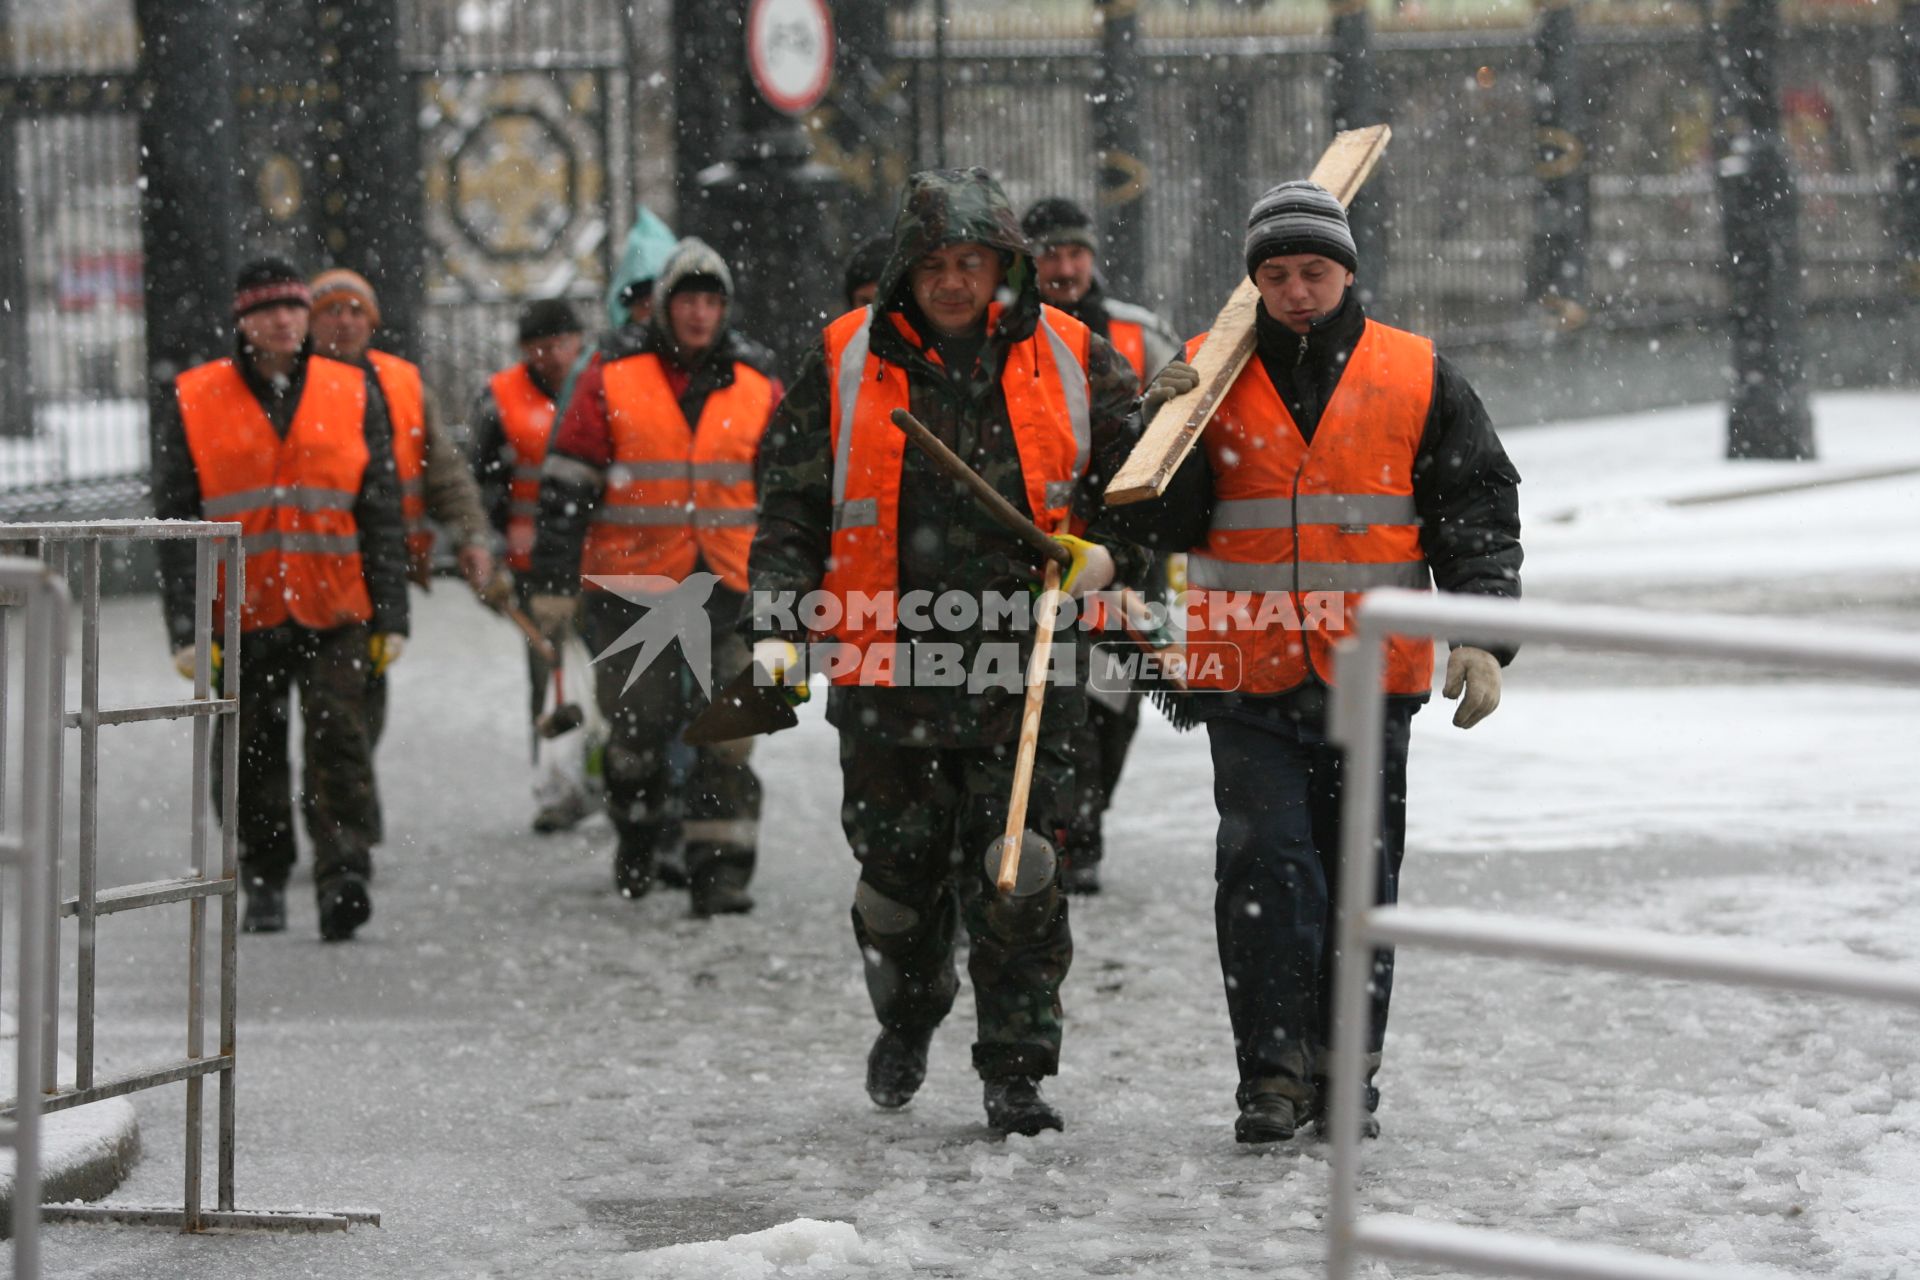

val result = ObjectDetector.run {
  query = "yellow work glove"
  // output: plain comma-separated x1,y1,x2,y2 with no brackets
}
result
528,592,578,642
1049,533,1116,600
1142,358,1200,419
751,638,811,706
1443,645,1502,729
369,632,407,677
172,642,221,681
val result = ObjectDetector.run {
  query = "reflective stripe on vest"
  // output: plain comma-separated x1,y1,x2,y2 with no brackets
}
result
819,302,1093,686
1184,318,1436,696
175,355,374,633
368,350,433,565
489,363,558,572
582,351,773,592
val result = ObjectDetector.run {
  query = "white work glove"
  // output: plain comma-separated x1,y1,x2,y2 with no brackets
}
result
369,632,407,676
1049,533,1115,600
751,639,811,705
1443,646,1502,729
1142,359,1200,419
528,592,578,642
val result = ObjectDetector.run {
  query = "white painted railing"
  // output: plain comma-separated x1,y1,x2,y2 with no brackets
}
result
1325,589,1920,1280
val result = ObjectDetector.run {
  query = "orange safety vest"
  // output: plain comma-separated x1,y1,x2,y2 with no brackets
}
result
367,349,432,566
580,352,774,592
487,363,556,573
1107,318,1147,382
176,355,374,633
820,303,1094,687
1183,318,1436,695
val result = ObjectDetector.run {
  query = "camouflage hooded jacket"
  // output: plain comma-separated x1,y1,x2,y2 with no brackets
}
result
745,168,1147,748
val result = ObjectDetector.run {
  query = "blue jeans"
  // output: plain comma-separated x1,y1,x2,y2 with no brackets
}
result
1206,697,1414,1092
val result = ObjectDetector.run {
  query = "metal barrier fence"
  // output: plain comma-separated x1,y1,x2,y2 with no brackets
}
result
0,520,376,1237
0,555,69,1277
1323,589,1920,1280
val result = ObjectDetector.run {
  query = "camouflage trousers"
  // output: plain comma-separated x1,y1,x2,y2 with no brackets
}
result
840,731,1074,1081
1062,696,1141,869
584,592,761,878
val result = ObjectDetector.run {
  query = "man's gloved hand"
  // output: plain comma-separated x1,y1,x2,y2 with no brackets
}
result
1142,359,1200,419
1443,645,1502,729
1049,533,1116,600
477,568,514,612
528,592,578,641
172,642,221,681
369,632,407,677
751,638,811,706
458,542,496,595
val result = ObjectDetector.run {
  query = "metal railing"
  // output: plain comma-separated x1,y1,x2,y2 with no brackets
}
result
1323,590,1920,1280
0,520,377,1236
0,555,71,1277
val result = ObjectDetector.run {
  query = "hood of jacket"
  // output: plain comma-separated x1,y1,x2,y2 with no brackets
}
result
872,168,1038,341
647,237,736,366
605,206,677,332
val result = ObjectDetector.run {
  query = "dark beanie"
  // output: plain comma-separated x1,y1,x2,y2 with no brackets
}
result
232,257,310,320
842,235,891,307
517,298,582,343
1021,197,1097,251
1244,181,1358,278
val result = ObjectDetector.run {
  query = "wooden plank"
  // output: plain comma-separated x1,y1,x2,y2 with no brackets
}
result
1105,124,1392,505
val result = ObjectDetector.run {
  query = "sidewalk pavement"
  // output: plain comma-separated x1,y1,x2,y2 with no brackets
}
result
0,1013,141,1238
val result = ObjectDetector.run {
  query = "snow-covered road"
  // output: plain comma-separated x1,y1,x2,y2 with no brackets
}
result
20,392,1920,1278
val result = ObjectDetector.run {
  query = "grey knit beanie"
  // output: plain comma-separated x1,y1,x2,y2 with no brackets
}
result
1244,180,1358,279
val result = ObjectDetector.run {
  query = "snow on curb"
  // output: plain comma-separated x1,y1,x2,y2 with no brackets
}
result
0,1017,142,1238
620,1218,908,1277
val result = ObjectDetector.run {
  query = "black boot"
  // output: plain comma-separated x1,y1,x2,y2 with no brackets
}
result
1308,1073,1382,1141
242,877,286,935
1234,1077,1313,1145
688,845,754,918
983,1076,1063,1136
316,872,371,943
613,836,655,900
866,1026,934,1109
1059,856,1102,895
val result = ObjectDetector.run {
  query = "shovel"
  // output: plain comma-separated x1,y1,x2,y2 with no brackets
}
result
681,658,801,746
536,663,586,739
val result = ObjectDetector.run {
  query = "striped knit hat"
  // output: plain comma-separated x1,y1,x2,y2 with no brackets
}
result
231,258,310,320
1244,180,1357,279
310,268,382,327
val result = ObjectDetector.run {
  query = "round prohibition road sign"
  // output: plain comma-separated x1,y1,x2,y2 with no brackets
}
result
747,0,836,117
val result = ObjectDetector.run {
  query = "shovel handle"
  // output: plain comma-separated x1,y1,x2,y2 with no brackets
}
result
504,603,558,666
890,409,1071,568
995,543,1067,894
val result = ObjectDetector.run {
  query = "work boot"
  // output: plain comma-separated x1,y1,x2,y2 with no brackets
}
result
983,1076,1063,1136
316,872,372,943
1235,1077,1313,1145
1307,1075,1382,1141
242,878,286,935
613,837,654,900
689,858,754,918
654,837,689,889
1059,857,1102,895
865,1026,934,1109
530,788,594,834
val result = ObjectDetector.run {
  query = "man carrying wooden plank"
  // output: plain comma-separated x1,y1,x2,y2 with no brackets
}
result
1108,177,1523,1145
744,168,1146,1136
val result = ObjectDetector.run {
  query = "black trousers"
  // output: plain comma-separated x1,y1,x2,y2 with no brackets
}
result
214,623,378,891
1205,698,1414,1093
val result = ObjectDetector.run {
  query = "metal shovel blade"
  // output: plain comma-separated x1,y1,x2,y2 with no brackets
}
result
682,662,800,746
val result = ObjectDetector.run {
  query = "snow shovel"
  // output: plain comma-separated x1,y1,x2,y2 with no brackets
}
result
681,658,800,746
536,664,586,739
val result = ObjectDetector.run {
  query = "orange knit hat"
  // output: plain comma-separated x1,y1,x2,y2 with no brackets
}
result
309,268,381,327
